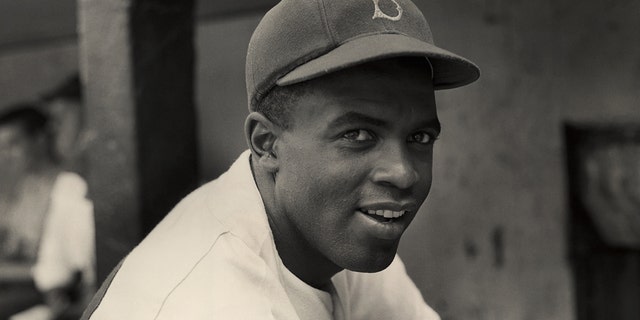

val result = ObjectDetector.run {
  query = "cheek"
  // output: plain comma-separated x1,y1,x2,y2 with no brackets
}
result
413,157,434,200
278,154,365,213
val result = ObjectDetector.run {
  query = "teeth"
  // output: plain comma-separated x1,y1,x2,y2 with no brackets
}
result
364,209,406,219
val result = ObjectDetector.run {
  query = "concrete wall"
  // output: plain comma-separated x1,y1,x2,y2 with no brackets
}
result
195,14,261,180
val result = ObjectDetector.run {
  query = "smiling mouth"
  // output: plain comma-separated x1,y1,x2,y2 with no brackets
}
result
358,208,407,223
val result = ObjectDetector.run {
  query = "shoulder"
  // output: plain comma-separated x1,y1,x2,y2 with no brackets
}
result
87,152,287,318
52,171,88,199
48,171,92,218
45,171,93,229
87,231,279,319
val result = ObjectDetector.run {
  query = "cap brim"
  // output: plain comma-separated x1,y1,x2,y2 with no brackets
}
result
277,33,480,90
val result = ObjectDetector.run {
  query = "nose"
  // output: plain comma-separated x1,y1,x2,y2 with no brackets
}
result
370,145,420,190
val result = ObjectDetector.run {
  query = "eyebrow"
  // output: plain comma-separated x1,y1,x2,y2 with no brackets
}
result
328,111,389,130
327,111,441,133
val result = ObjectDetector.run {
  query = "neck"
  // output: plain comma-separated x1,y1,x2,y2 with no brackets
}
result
250,156,342,290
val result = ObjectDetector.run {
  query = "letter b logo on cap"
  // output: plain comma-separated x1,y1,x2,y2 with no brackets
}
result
372,0,403,21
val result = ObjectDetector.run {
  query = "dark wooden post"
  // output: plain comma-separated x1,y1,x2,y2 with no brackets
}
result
78,0,198,282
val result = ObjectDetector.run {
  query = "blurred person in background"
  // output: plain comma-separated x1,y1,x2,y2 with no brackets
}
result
0,75,95,320
40,75,86,173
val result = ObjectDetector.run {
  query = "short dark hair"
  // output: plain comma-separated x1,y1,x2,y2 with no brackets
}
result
0,103,48,137
254,81,309,130
41,74,82,103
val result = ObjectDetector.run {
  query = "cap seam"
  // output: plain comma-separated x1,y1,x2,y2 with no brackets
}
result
318,0,337,46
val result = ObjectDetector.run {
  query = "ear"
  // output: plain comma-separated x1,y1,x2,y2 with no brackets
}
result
244,112,281,173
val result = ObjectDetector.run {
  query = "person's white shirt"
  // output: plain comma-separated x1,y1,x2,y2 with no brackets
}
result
12,172,95,320
33,171,95,292
85,151,439,320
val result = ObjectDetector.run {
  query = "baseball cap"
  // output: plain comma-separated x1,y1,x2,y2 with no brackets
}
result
246,0,480,110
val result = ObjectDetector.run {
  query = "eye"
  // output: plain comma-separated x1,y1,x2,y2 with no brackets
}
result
408,131,434,144
343,129,375,142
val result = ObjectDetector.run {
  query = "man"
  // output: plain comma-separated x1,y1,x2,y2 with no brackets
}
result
0,105,53,319
83,0,479,319
0,103,95,320
41,74,85,171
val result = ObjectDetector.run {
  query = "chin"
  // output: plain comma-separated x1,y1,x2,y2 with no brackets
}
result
338,245,398,273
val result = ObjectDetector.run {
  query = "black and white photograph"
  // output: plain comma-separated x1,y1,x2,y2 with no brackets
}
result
1,0,639,319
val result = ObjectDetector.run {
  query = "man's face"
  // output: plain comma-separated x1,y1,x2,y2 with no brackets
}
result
0,123,32,171
48,98,82,162
272,59,439,272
